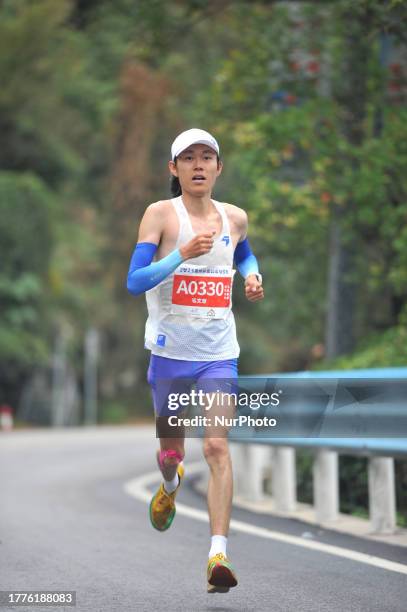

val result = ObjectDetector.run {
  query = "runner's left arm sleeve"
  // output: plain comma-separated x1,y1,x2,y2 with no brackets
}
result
126,242,183,296
234,238,259,279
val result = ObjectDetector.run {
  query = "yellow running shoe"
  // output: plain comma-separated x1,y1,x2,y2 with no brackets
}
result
207,552,238,593
149,463,184,531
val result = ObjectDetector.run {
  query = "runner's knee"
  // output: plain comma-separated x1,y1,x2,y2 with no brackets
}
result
203,438,229,464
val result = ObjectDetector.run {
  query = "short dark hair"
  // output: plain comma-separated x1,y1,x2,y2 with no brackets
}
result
169,154,221,197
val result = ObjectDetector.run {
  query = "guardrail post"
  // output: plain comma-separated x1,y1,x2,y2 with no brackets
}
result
272,446,296,512
230,443,270,501
368,457,396,534
313,449,338,523
246,444,271,501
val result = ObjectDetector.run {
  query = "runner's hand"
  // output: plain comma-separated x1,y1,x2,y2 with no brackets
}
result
180,231,216,260
245,274,264,302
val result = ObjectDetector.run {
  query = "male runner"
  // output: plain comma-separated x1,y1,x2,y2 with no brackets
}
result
127,128,264,593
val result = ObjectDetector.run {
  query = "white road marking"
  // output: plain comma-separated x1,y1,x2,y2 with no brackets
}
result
124,461,407,576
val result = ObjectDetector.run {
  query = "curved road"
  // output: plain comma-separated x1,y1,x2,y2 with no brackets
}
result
1,426,406,611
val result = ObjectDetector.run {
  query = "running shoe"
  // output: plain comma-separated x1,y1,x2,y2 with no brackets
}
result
149,463,184,531
207,553,238,593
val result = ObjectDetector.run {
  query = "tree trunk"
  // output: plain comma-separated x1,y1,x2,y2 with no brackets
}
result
325,6,372,359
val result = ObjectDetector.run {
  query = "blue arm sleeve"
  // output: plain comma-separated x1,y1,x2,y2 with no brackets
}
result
234,238,259,279
126,242,183,296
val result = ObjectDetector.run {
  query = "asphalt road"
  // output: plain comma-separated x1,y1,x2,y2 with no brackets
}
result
1,426,406,612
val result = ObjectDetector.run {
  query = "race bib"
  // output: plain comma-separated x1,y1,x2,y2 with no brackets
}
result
171,264,234,319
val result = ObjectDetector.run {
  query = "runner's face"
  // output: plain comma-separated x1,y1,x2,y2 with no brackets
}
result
169,143,222,195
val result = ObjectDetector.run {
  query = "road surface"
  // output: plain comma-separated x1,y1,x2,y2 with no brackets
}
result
1,426,406,611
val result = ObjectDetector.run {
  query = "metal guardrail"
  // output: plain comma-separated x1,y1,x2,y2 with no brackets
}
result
230,434,407,456
228,367,407,534
254,367,407,378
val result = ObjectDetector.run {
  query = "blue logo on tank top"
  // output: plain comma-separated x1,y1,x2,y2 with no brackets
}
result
222,235,230,246
156,334,166,347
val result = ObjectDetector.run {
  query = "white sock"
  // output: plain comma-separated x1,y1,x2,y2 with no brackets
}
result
163,472,179,494
208,535,227,558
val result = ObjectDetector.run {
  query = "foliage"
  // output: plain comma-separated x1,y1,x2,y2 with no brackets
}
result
0,172,54,363
0,0,406,406
315,324,407,370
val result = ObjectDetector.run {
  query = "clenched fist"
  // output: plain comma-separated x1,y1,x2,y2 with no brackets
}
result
245,274,264,302
180,231,216,260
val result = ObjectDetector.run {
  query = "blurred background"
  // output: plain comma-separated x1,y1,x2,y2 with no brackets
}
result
0,1,406,519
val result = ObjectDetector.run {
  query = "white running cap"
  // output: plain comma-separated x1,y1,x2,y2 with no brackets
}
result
171,128,219,161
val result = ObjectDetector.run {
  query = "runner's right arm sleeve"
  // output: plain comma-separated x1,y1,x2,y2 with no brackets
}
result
126,242,183,296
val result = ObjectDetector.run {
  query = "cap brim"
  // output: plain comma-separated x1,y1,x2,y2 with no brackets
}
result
173,139,218,160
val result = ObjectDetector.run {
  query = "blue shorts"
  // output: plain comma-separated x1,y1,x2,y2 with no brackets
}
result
147,355,238,416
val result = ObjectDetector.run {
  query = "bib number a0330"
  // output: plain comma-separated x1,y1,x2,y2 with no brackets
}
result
171,265,234,318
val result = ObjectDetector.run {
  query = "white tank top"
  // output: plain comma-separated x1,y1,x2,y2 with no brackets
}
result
144,196,240,361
